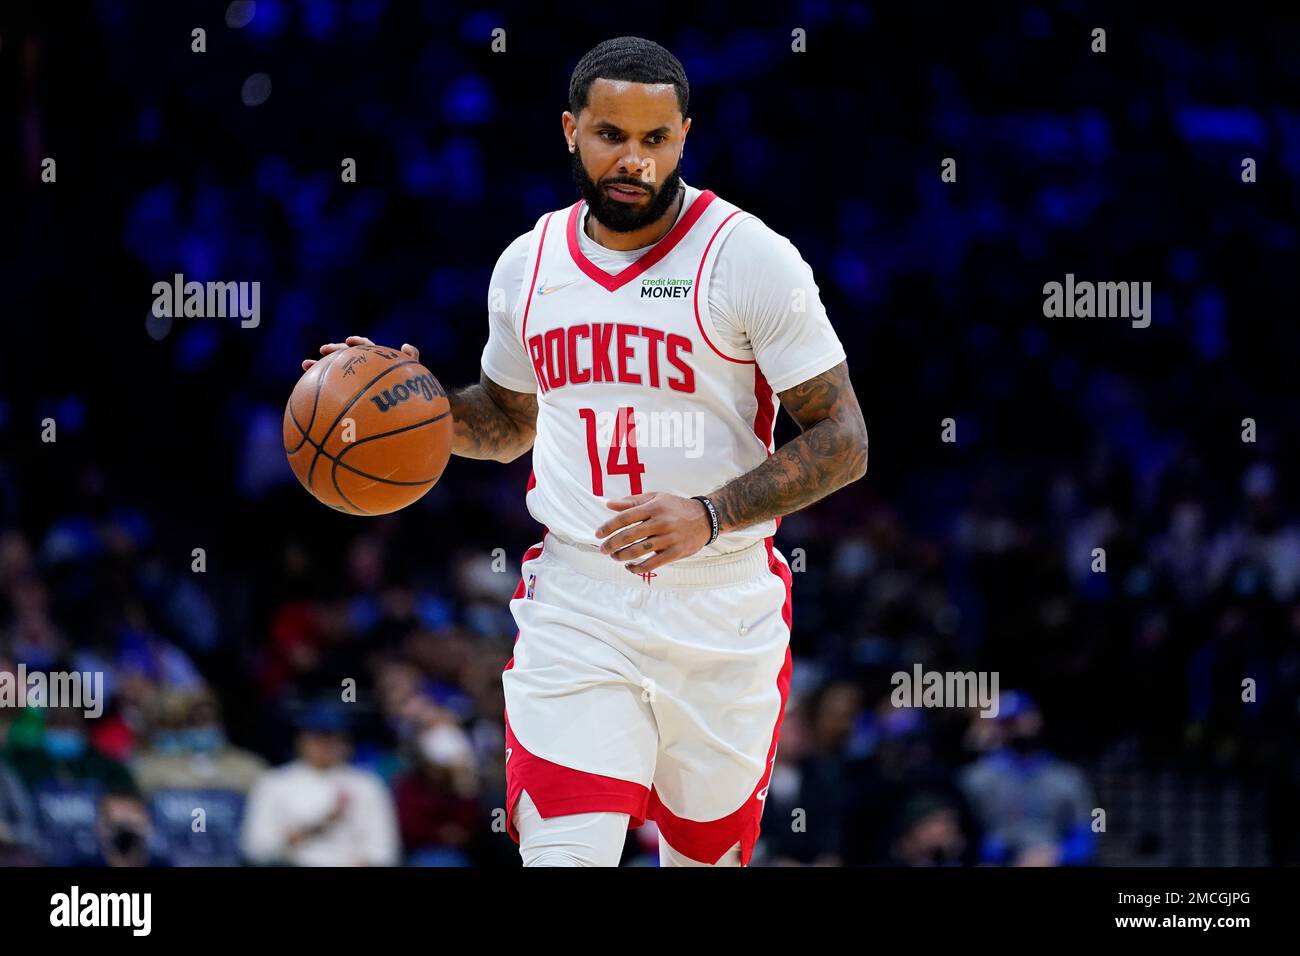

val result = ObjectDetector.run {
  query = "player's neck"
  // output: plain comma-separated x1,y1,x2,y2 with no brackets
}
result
584,186,685,252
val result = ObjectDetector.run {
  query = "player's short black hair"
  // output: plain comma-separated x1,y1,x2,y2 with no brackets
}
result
569,36,689,118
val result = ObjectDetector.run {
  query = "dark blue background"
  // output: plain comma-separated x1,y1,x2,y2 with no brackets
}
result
3,0,1300,866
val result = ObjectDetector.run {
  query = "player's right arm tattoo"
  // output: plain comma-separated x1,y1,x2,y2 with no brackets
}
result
448,370,538,463
705,361,868,533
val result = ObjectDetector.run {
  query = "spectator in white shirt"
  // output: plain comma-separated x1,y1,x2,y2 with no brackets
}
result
240,703,399,866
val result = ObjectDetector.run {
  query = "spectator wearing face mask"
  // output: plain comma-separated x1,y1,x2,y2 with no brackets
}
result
91,788,172,867
129,688,268,865
4,707,136,865
5,706,135,792
889,792,974,866
132,688,266,795
958,692,1097,866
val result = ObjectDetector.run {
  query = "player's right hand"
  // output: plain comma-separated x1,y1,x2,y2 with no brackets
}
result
301,335,420,371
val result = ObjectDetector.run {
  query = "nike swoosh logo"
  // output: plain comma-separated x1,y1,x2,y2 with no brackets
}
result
739,607,781,634
505,747,513,763
756,754,778,801
536,278,579,296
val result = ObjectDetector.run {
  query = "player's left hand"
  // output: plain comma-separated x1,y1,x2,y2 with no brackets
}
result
596,492,713,575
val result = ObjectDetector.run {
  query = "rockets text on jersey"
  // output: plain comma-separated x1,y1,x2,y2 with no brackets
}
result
512,185,781,558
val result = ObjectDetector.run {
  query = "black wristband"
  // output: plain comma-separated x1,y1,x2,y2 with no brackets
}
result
692,495,720,546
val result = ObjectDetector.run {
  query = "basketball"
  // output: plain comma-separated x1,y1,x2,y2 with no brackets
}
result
282,344,453,515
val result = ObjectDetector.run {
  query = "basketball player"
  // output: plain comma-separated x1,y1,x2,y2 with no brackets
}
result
304,36,868,866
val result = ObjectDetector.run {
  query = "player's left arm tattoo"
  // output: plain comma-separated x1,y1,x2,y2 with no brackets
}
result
595,361,866,574
705,361,868,533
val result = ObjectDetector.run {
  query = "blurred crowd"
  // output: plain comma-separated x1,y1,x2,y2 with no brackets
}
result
5,2,1300,865
3,442,1299,865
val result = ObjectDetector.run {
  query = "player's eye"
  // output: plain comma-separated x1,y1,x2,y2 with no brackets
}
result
647,135,666,145
599,130,622,142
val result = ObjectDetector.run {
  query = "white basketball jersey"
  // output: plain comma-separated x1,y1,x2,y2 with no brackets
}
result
506,187,809,558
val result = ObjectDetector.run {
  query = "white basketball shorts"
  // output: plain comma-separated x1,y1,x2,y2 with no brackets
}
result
501,528,794,865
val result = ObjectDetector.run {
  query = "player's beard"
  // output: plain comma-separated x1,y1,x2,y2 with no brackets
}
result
571,145,684,233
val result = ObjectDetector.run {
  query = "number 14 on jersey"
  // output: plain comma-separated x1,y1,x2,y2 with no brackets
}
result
579,406,645,496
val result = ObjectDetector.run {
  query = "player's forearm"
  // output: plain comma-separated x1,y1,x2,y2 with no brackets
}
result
705,419,868,533
448,383,534,463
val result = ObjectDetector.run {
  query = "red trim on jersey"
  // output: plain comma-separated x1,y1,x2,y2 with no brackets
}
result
648,540,794,865
566,189,717,292
753,365,776,453
753,366,782,533
692,209,754,365
520,211,558,364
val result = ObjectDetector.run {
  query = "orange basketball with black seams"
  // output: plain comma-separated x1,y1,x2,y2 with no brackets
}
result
283,344,453,515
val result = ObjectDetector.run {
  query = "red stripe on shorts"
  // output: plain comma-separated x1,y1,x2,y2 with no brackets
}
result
646,540,794,865
502,528,651,845
501,718,651,846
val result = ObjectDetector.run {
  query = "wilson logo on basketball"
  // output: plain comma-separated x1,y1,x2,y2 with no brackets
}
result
369,373,443,413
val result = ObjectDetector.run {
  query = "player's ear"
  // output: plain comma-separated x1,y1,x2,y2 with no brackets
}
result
562,111,578,153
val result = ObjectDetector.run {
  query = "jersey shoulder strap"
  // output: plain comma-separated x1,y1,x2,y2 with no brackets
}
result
691,193,759,363
510,204,575,334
